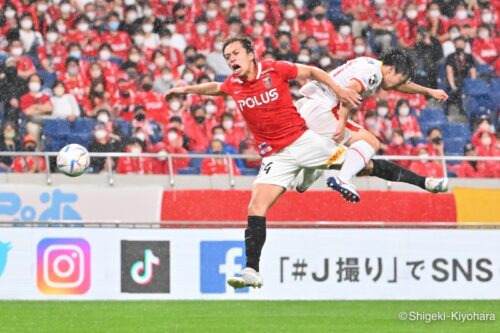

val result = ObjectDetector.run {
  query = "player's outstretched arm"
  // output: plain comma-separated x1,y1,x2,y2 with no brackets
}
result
393,81,448,102
165,82,225,98
295,64,362,108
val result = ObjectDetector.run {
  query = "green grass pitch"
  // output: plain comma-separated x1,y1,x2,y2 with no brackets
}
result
1,300,499,333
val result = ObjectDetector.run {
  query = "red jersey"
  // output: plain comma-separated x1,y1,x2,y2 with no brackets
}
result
220,60,306,156
20,93,51,111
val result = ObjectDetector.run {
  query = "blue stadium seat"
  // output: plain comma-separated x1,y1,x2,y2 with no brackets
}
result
444,137,468,156
72,118,95,134
463,79,489,97
43,119,70,138
419,108,447,123
490,78,500,106
188,152,204,171
67,133,93,148
441,123,471,139
113,119,131,138
177,167,200,175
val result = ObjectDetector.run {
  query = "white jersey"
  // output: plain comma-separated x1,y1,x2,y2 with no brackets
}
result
297,57,383,140
299,57,383,108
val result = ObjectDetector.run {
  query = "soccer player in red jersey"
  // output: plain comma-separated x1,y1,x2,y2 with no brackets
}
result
166,36,362,289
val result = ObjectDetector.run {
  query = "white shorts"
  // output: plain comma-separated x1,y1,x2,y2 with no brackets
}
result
254,129,347,189
296,97,363,144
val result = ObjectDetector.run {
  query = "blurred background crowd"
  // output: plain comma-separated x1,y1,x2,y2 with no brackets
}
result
0,0,498,177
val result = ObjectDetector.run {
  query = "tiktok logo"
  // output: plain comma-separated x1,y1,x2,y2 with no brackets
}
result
130,249,160,285
121,241,170,293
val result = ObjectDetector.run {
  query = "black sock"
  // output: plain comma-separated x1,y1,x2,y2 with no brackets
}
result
372,159,426,190
245,216,266,272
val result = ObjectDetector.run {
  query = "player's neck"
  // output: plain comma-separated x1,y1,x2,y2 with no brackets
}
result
241,62,258,81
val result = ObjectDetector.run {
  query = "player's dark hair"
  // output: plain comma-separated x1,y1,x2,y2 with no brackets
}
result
380,48,416,82
222,36,255,57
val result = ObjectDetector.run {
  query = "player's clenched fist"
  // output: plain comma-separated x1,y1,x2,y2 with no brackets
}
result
428,89,448,102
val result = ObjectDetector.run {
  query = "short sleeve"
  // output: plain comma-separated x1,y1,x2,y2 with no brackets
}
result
274,60,298,81
219,76,232,95
351,61,382,92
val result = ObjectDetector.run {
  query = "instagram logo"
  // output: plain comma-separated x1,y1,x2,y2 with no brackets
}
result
37,238,91,295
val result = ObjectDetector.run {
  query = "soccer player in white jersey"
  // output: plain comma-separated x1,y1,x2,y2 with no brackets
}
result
296,49,450,202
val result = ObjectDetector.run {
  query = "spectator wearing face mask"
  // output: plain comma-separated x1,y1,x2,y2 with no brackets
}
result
448,143,480,178
472,24,498,65
1,5,19,37
201,139,241,175
12,135,46,173
384,129,415,168
7,39,36,80
409,144,444,177
395,3,420,47
38,26,67,76
188,17,213,54
472,115,496,147
205,1,227,37
251,4,275,37
131,105,163,148
50,80,80,121
364,109,392,148
95,44,121,88
333,24,354,61
20,73,53,141
141,17,160,55
110,78,137,122
165,93,189,122
68,15,100,59
184,105,212,152
100,12,131,62
153,130,191,174
448,4,477,30
303,3,337,55
116,138,154,174
426,127,445,156
83,80,111,117
391,99,422,143
88,122,124,173
158,28,185,70
0,122,21,172
172,3,194,39
136,75,168,125
59,57,91,105
18,13,44,54
167,116,191,150
474,130,500,177
273,31,297,62
220,112,245,150
422,2,449,43
348,37,375,60
446,36,477,112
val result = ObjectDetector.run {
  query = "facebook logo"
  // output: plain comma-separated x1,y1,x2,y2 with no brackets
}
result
200,241,248,294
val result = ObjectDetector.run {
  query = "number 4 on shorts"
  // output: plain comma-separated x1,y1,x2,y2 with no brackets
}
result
260,162,273,175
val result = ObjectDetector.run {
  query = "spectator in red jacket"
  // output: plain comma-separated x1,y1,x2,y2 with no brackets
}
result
101,11,131,61
303,3,336,55
12,135,46,173
384,129,415,168
448,143,480,177
116,138,154,174
410,144,444,177
136,74,168,125
59,57,90,105
8,39,36,80
472,24,498,65
349,37,376,60
184,105,214,152
20,73,53,142
475,130,500,177
68,15,100,58
221,112,245,150
153,131,191,174
110,78,137,121
396,2,420,47
391,99,423,143
422,2,449,43
205,0,228,37
201,139,241,176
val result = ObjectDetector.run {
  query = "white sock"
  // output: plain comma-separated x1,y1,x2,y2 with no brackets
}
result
338,140,376,183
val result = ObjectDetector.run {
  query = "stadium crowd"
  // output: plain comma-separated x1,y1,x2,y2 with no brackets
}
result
0,0,498,177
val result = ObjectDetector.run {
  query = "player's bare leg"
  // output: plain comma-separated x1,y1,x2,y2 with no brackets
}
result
227,183,286,289
327,129,379,203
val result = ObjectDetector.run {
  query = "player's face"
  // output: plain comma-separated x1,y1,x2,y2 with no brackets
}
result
381,66,409,90
223,42,255,79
